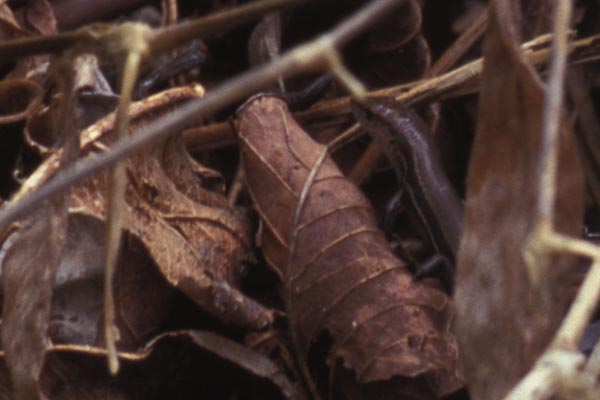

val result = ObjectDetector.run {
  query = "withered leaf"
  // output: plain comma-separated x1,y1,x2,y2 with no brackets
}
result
46,213,176,349
453,2,584,400
237,95,462,397
74,90,271,329
1,203,67,400
0,64,80,399
7,87,273,334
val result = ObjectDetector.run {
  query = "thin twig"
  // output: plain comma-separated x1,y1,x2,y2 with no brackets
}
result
0,29,90,61
324,48,366,99
548,235,600,350
537,0,572,227
0,0,299,62
103,25,148,375
522,0,574,296
0,0,406,235
286,146,328,399
148,0,300,54
425,6,488,78
182,32,600,154
228,164,246,206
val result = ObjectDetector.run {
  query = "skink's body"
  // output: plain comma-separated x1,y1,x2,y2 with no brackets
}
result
353,97,464,272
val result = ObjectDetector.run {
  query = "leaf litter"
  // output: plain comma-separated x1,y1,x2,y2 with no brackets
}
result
0,0,599,399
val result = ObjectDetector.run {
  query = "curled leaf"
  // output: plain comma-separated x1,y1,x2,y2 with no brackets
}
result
237,95,462,397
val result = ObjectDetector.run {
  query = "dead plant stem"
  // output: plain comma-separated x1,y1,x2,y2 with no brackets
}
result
0,0,406,246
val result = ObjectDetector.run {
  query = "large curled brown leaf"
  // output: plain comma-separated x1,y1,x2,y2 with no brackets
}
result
237,95,462,397
453,2,584,399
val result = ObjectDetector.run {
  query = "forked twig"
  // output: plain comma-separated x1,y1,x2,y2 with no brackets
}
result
287,146,328,399
506,2,600,398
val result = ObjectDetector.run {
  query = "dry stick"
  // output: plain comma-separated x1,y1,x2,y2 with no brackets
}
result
305,33,600,124
183,32,600,153
0,29,89,61
425,6,488,78
0,0,299,62
536,1,572,234
346,5,487,181
506,2,600,399
147,0,300,54
103,25,149,375
287,147,329,400
0,0,406,242
344,32,600,184
161,0,179,26
227,164,245,206
324,47,366,99
347,7,488,185
326,123,361,153
346,143,377,184
526,0,582,347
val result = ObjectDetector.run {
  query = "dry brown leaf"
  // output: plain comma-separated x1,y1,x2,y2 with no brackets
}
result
237,95,462,398
453,2,584,399
26,213,175,349
1,203,67,400
6,86,273,333
0,60,80,398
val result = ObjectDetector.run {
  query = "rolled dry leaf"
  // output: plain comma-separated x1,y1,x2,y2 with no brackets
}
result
237,94,462,397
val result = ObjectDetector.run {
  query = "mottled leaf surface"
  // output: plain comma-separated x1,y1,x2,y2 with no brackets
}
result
237,95,462,397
